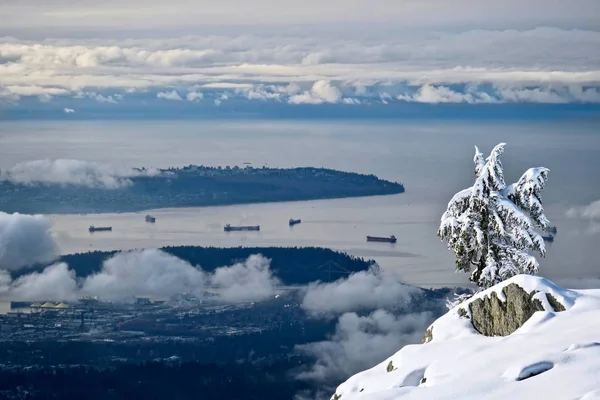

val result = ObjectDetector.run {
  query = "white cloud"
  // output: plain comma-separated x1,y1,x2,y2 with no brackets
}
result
289,80,343,104
74,91,119,103
0,249,282,303
3,263,78,301
157,90,183,101
401,84,498,104
81,249,205,301
566,200,600,220
296,310,434,382
186,91,203,101
95,94,117,103
38,93,53,103
566,200,600,235
63,107,75,113
1,29,600,106
396,84,600,104
0,212,57,271
208,254,281,303
203,83,255,89
0,159,162,189
301,269,421,316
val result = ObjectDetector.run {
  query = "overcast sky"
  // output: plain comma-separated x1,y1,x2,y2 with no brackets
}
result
2,0,599,33
1,0,599,112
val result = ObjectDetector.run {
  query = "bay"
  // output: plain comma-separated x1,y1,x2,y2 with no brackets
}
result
1,119,598,288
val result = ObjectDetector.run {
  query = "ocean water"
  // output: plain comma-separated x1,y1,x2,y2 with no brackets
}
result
1,119,599,288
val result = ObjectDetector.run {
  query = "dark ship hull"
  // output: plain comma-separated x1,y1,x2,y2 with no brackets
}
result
224,225,260,232
89,226,112,232
289,219,301,226
367,235,397,243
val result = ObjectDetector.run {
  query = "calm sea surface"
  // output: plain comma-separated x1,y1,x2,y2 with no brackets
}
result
1,120,598,288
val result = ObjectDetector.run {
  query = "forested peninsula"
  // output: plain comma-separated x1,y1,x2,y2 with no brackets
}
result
0,166,404,214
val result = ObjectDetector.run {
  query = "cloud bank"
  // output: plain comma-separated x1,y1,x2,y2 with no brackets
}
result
301,269,421,316
81,249,206,301
0,249,281,303
1,28,600,108
209,254,281,303
296,310,434,382
297,268,445,386
0,159,162,189
566,199,600,235
567,200,600,221
0,263,77,301
0,212,57,271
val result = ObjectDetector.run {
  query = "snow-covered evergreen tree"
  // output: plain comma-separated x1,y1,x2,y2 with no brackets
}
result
438,143,551,288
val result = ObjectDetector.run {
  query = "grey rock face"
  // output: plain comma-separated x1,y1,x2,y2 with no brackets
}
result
422,326,433,344
466,283,565,337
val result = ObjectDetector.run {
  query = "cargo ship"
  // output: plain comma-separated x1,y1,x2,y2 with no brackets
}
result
89,226,112,232
289,218,301,226
224,224,260,232
145,215,156,223
367,235,397,243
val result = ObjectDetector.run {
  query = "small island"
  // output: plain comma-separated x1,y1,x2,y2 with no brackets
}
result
0,166,404,214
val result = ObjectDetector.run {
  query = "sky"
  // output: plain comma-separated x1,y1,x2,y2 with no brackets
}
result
1,0,599,118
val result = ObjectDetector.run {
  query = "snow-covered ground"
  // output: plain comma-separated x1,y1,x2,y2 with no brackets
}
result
332,275,600,400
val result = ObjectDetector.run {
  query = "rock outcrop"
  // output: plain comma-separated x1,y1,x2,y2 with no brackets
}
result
421,326,433,344
422,278,570,342
465,283,566,337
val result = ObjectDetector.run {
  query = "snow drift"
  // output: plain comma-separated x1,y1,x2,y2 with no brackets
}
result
331,275,600,400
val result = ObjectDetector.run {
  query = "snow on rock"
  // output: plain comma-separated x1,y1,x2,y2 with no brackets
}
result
331,275,600,400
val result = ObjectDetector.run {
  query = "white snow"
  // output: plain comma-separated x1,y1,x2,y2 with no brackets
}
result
331,275,600,400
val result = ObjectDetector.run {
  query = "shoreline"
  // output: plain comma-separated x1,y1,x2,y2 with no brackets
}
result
42,191,406,216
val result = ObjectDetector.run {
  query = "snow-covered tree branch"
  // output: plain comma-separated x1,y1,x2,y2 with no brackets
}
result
438,143,551,288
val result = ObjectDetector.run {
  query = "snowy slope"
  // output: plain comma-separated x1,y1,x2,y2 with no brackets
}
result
332,275,600,400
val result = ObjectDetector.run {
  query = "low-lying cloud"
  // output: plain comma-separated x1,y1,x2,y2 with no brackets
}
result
81,249,206,301
210,254,281,303
0,159,162,189
397,84,600,104
301,269,421,316
296,310,434,382
566,199,600,235
0,211,57,271
1,263,78,301
296,267,447,386
0,249,281,303
567,199,600,221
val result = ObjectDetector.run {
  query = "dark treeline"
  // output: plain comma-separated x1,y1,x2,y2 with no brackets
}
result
0,360,314,400
16,246,375,285
0,166,404,214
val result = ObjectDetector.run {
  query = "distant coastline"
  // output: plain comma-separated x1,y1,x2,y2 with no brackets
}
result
0,166,404,214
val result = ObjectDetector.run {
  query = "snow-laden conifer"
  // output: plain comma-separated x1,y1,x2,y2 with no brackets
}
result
438,143,551,288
